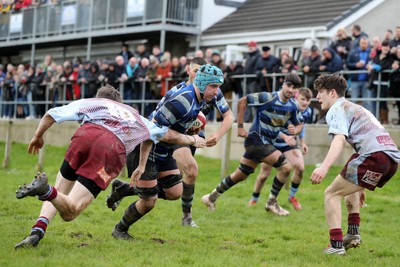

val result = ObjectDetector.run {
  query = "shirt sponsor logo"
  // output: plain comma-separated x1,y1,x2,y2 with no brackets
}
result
361,170,382,187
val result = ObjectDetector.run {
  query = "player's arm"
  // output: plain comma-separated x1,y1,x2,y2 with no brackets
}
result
311,134,346,184
206,109,233,147
236,96,248,138
130,140,153,187
28,113,56,155
160,129,205,148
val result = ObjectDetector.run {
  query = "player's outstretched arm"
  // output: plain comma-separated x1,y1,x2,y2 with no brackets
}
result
311,134,346,184
206,109,233,147
160,129,206,148
28,113,56,155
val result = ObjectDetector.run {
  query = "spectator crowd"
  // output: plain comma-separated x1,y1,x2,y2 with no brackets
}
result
1,24,400,125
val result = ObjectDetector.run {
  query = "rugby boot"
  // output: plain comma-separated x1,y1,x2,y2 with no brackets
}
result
323,244,346,255
182,213,199,228
16,173,49,199
265,197,290,216
343,234,362,250
14,234,42,249
106,179,136,211
112,226,133,241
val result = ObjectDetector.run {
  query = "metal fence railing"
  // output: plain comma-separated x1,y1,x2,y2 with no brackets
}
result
1,70,400,124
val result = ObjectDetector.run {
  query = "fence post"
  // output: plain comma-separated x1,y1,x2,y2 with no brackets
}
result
2,120,13,169
220,127,232,178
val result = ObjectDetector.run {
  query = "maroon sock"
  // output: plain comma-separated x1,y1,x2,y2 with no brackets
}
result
38,186,58,201
329,228,343,248
348,213,360,235
31,216,49,238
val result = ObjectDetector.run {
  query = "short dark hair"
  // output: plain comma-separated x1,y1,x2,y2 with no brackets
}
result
313,74,348,97
191,57,207,66
352,24,361,31
96,84,122,102
283,73,302,88
298,87,313,100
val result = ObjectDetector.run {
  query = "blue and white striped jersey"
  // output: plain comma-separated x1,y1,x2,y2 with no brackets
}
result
273,106,311,150
148,82,230,162
247,91,302,145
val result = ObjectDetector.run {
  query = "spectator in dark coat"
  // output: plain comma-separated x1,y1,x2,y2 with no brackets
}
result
319,48,344,72
330,28,353,63
118,44,134,65
302,45,322,89
255,46,279,92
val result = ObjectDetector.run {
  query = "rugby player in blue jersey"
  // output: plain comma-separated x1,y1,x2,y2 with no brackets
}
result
107,58,233,228
248,87,313,212
202,73,303,216
110,65,231,240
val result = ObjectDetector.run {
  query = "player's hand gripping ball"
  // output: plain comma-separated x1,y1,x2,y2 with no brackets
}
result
188,111,207,134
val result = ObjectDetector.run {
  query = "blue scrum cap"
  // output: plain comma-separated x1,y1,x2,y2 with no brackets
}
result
194,64,224,94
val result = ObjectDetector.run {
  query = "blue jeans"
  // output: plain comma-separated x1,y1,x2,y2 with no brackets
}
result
351,81,376,117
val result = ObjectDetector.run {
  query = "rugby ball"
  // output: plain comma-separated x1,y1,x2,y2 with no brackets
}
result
190,111,207,132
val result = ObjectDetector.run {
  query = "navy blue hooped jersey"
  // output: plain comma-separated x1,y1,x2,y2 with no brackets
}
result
247,91,302,144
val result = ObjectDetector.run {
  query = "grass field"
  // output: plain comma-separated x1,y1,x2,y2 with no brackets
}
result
1,142,399,267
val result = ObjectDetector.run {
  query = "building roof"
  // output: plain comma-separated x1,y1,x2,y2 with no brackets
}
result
204,0,373,35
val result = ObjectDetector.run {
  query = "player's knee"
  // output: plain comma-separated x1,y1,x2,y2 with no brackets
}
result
164,183,183,200
238,163,255,177
183,163,198,183
59,210,78,222
273,154,288,169
137,185,159,199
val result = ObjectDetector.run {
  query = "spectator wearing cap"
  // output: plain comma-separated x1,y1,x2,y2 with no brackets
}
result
243,41,261,121
346,36,372,111
330,28,352,63
255,45,279,92
156,54,172,97
302,45,322,87
319,47,344,73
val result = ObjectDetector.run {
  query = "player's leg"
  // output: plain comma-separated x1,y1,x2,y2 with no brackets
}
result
173,146,199,227
261,149,292,216
112,158,160,240
15,168,76,249
284,148,304,210
248,163,272,206
112,178,159,240
201,156,258,211
323,174,363,254
343,192,362,249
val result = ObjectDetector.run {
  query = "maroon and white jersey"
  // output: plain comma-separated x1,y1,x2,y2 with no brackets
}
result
326,98,400,162
47,98,168,155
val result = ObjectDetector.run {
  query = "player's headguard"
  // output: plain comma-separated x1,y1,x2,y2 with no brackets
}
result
194,64,224,94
